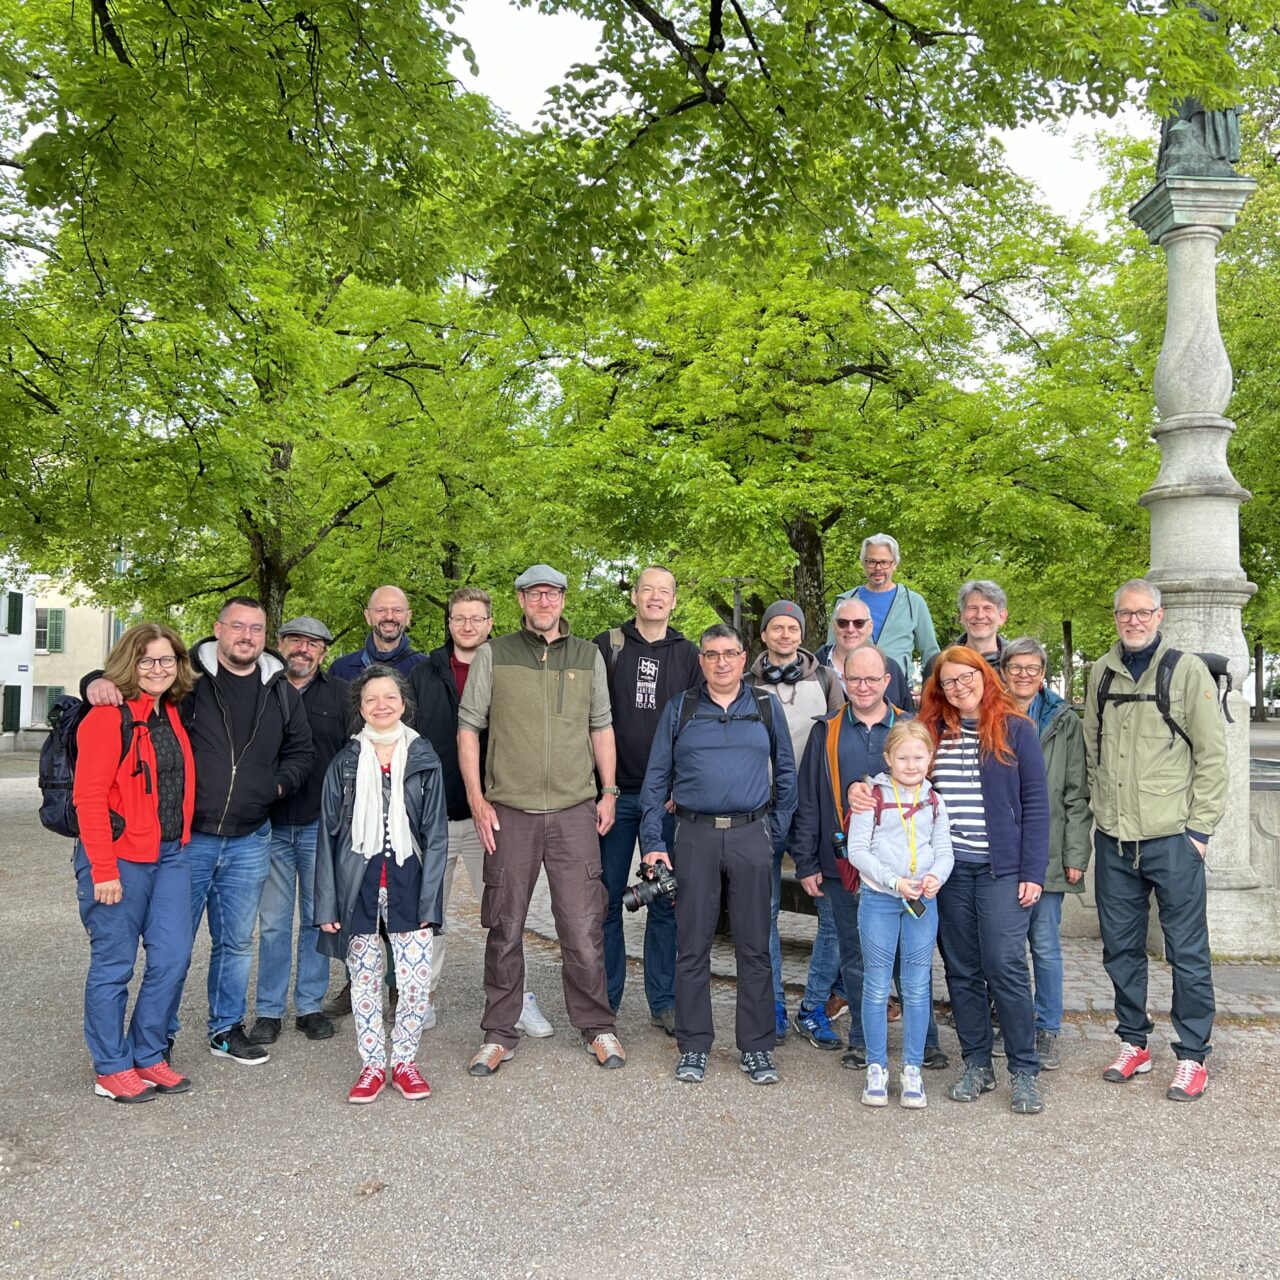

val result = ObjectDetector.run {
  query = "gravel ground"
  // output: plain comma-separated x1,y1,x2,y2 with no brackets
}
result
1,767,1278,1280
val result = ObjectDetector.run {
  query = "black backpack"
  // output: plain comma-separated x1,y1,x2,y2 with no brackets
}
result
38,696,136,839
1094,649,1232,760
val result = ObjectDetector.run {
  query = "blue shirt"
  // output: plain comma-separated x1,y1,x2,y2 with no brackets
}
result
857,585,896,643
640,684,797,853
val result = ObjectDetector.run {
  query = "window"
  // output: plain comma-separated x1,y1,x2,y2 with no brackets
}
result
35,607,64,653
1,686,20,733
4,592,21,635
33,686,65,726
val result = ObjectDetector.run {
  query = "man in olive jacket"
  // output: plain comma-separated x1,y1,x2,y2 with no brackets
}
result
457,564,624,1078
1083,579,1227,1103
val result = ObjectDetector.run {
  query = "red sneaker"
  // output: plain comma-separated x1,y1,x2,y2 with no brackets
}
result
135,1061,191,1094
347,1065,387,1105
94,1068,157,1104
391,1062,432,1100
1102,1043,1152,1083
1167,1060,1208,1102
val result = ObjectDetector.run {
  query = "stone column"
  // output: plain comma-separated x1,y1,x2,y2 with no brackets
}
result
1129,175,1275,956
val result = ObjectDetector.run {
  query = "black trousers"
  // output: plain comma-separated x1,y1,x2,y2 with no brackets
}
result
670,817,774,1053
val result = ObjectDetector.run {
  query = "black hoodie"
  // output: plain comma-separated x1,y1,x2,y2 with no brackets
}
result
593,620,702,791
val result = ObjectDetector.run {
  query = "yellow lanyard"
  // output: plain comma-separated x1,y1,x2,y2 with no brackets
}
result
891,779,921,875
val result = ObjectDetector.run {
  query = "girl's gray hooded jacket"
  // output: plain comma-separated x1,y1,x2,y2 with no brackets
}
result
846,773,955,897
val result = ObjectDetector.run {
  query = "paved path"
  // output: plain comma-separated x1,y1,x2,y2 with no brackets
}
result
2,764,1279,1279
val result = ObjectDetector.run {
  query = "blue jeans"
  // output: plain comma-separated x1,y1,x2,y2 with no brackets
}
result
74,840,193,1074
937,861,1038,1076
186,823,272,1037
1027,890,1064,1035
859,888,937,1069
599,791,675,1014
255,821,329,1019
822,874,866,1047
800,890,844,1011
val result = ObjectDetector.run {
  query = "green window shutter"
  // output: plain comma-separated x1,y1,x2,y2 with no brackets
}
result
48,609,65,653
6,593,21,634
2,686,20,733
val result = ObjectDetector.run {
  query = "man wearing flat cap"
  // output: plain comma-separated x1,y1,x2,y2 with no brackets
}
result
248,616,349,1046
458,565,626,1077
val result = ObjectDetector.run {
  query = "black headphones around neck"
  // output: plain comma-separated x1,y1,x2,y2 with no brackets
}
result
759,655,804,684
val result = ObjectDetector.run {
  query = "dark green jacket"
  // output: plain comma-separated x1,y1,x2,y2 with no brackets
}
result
1030,690,1092,893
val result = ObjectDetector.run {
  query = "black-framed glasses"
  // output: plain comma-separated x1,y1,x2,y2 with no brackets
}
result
939,669,980,693
1004,663,1043,678
863,558,895,569
521,588,564,602
847,674,889,687
701,649,744,664
1115,608,1157,623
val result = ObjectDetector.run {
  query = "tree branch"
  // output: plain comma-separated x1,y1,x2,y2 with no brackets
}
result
622,0,725,103
91,0,133,66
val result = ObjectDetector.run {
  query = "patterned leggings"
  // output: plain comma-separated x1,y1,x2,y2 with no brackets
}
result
347,889,433,1069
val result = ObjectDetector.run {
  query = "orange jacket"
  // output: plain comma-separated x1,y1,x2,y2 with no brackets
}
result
73,695,195,883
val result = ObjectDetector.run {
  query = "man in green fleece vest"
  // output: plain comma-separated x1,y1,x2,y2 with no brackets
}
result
458,564,626,1078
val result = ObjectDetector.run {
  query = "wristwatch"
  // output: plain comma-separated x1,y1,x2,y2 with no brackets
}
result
601,786,621,797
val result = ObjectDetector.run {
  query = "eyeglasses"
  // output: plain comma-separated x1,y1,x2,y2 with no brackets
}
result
223,621,266,636
835,618,872,630
371,606,408,617
283,636,325,650
521,588,564,602
701,649,744,664
1004,663,1043,678
939,669,980,693
847,674,888,687
863,558,895,569
450,614,491,628
1115,608,1157,623
137,655,178,670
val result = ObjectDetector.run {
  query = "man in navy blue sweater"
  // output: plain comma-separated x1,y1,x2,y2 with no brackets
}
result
640,624,796,1086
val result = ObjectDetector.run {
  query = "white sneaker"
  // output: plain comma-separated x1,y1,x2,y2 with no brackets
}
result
515,992,554,1038
862,1063,889,1107
421,995,437,1030
900,1064,927,1109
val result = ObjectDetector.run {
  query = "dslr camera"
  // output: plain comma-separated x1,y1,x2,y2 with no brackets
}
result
622,860,678,912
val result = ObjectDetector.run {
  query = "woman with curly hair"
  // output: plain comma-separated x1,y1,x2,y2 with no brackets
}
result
73,622,198,1103
917,644,1049,1114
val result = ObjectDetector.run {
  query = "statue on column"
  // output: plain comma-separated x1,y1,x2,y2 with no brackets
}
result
1157,2,1242,179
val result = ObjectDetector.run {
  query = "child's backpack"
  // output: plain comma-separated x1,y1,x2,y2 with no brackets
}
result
869,783,940,827
38,696,136,838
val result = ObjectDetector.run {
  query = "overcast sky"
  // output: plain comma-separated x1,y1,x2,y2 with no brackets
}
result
448,0,1147,224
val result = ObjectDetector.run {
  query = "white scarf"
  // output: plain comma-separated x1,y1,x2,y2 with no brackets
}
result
351,722,420,867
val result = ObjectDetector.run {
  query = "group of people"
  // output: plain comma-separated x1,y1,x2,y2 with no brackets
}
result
68,534,1227,1113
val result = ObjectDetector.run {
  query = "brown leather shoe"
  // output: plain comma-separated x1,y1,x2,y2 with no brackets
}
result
321,981,352,1019
824,994,849,1022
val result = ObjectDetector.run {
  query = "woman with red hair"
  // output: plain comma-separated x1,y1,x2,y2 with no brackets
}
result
918,645,1049,1115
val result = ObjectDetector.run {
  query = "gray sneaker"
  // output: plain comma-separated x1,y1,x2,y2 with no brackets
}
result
946,1062,997,1102
650,1008,677,1037
1036,1030,1061,1070
740,1050,780,1085
675,1051,708,1083
1010,1071,1045,1114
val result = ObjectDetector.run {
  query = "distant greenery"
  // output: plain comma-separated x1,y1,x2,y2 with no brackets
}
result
0,1,1275,663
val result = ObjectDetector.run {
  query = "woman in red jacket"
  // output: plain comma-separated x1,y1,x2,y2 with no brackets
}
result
73,622,198,1103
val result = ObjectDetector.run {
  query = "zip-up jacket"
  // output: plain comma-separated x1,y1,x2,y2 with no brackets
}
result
847,773,954,897
409,641,484,821
594,620,701,792
1024,689,1093,892
270,667,350,828
329,633,427,681
828,583,939,675
922,633,1006,680
458,621,611,812
73,694,196,883
313,736,448,957
184,639,314,836
1083,636,1227,843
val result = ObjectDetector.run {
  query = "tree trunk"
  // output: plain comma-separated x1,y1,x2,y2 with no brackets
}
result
785,515,827,642
1062,619,1075,703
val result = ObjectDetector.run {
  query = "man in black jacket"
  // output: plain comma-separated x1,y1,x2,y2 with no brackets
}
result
594,567,701,1031
409,587,554,1036
247,616,348,1048
87,597,313,1067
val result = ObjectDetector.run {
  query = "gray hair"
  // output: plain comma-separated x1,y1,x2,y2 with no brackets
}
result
958,579,1007,614
833,595,871,620
1000,636,1049,676
860,534,900,563
700,622,745,649
843,643,890,678
1113,578,1161,610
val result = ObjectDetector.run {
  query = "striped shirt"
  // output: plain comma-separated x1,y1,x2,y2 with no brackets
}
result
931,721,989,863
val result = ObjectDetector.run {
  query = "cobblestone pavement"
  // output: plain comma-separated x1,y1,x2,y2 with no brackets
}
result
2,762,1279,1280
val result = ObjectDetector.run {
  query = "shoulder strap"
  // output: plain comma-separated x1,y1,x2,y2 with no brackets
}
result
1154,649,1194,751
674,688,699,741
871,783,888,828
606,627,625,680
1094,665,1117,761
118,704,136,764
